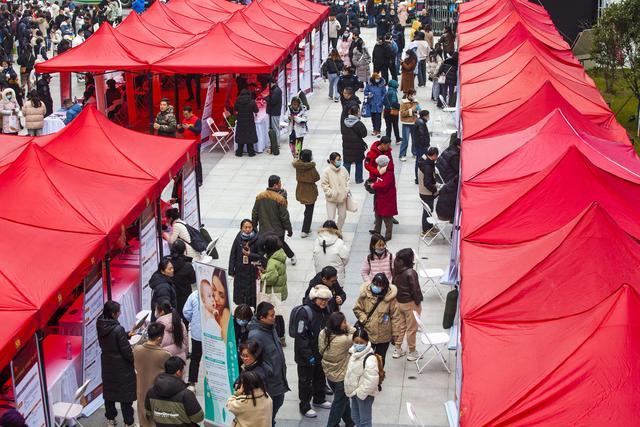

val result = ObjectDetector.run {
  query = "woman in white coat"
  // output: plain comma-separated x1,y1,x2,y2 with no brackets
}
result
313,220,350,284
321,152,350,230
344,328,379,427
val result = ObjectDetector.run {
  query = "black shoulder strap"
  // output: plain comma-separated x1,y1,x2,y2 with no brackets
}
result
361,296,383,327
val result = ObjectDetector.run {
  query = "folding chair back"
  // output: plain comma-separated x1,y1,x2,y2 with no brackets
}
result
420,199,452,246
206,117,231,153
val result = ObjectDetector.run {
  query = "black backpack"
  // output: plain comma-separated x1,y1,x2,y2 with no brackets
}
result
442,286,459,329
288,305,313,338
177,220,207,252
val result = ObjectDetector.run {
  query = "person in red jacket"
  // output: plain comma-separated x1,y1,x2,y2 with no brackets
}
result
365,155,398,241
364,136,399,226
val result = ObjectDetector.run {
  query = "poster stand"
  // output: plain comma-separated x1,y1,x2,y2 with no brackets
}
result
11,336,48,427
181,158,200,229
139,203,160,312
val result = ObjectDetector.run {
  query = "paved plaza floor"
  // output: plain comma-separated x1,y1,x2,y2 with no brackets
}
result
63,26,457,427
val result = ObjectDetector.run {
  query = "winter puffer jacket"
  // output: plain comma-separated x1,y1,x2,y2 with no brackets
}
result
292,160,320,205
96,317,137,403
313,227,350,283
360,250,394,282
344,341,379,400
352,282,403,344
304,272,348,314
252,189,292,236
293,300,330,366
247,318,289,396
155,106,177,137
262,248,288,301
321,164,350,204
157,313,189,361
364,142,394,180
393,260,423,305
144,373,204,427
436,145,460,184
341,115,368,163
21,99,45,130
318,324,357,382
364,77,387,114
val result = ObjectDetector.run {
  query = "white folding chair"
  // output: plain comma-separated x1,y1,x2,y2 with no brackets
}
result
420,199,452,246
439,94,456,113
206,117,231,153
406,402,425,427
53,379,91,427
413,311,451,374
412,249,446,301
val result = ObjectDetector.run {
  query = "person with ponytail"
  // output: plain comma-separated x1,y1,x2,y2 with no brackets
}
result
155,299,189,361
313,220,350,284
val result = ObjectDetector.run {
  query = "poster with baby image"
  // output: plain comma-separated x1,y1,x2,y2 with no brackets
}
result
194,262,239,427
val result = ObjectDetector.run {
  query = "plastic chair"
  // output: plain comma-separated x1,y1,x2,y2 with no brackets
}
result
412,249,446,301
406,402,425,427
53,379,91,427
206,117,231,153
413,311,451,374
420,199,452,246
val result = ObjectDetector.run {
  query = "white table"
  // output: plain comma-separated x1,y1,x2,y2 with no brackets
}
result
234,105,269,154
43,115,66,135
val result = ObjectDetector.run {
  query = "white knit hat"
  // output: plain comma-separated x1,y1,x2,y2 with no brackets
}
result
309,285,332,300
376,155,390,167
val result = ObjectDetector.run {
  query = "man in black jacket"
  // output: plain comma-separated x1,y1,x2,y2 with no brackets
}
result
418,147,439,235
339,87,361,133
293,285,332,418
303,266,347,313
437,136,461,183
266,79,283,131
412,109,431,183
372,36,393,83
436,175,459,222
145,357,204,427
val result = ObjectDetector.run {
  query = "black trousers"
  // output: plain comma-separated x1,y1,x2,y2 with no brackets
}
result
297,363,326,413
302,203,315,233
188,339,202,383
384,110,401,142
420,194,436,233
104,400,134,425
371,341,391,366
329,37,338,49
277,234,295,258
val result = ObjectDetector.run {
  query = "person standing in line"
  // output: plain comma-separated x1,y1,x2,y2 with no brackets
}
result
319,312,356,427
412,109,431,183
322,49,344,102
399,89,420,161
344,328,379,427
353,272,402,365
154,97,177,137
293,285,333,418
337,33,352,68
145,357,204,427
382,79,401,143
163,208,201,260
414,31,431,87
293,149,321,238
261,234,289,345
286,96,308,159
21,90,45,136
248,302,290,426
236,340,269,386
364,137,394,182
252,175,296,264
304,266,347,314
351,38,371,87
97,301,137,427
168,240,196,324
366,156,398,241
418,147,440,236
435,52,458,108
234,88,258,157
234,304,254,367
182,289,202,393
149,259,177,319
134,322,171,427
363,72,386,137
400,49,417,95
313,220,350,285
229,219,261,307
327,14,341,49
392,249,423,361
341,106,368,184
266,79,283,132
227,371,273,427
154,299,189,362
360,234,394,282
321,152,351,230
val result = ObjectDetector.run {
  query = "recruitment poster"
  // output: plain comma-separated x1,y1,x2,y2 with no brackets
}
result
83,263,104,404
290,53,299,102
181,159,200,229
278,65,286,118
301,41,312,93
313,31,322,83
194,262,239,427
139,203,159,311
322,20,329,59
11,337,47,427
201,77,215,141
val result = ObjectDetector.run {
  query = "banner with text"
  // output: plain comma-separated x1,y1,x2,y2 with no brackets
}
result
181,159,199,229
11,337,47,427
201,77,215,141
301,40,312,93
313,31,321,82
194,263,238,427
322,20,329,60
83,263,104,404
289,53,299,102
278,65,286,118
139,203,159,311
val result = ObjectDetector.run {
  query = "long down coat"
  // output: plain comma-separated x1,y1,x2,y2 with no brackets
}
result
234,91,259,146
96,317,137,403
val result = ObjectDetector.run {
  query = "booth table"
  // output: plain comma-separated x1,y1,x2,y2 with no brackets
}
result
44,335,82,404
43,114,66,135
108,266,140,331
234,103,269,154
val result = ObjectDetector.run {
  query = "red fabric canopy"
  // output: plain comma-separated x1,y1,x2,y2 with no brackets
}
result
0,309,37,370
116,10,195,48
458,0,640,425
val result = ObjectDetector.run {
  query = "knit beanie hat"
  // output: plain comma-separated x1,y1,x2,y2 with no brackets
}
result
376,155,390,167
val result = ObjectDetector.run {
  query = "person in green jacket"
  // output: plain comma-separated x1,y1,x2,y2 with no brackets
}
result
260,234,288,345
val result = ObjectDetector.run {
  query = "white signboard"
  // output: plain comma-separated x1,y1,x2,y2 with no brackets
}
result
181,160,199,229
278,65,286,117
139,204,159,310
82,264,104,404
201,77,216,141
301,41,312,93
290,53,299,102
11,338,47,427
313,31,322,83
322,20,329,60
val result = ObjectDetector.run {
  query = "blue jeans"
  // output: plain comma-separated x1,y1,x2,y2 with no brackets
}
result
367,15,376,27
271,393,285,426
327,380,353,427
328,73,339,99
351,395,374,427
343,160,364,183
401,124,414,157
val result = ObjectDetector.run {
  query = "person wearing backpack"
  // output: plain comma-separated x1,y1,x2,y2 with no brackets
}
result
352,273,402,365
291,285,332,418
163,208,201,260
344,328,380,427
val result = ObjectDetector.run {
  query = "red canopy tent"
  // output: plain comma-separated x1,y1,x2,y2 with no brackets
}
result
0,309,38,369
116,11,195,48
457,0,640,425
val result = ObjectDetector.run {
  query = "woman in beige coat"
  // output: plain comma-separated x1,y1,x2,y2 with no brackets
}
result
226,371,273,427
133,322,171,427
352,272,403,365
22,91,46,136
319,312,356,427
321,152,350,230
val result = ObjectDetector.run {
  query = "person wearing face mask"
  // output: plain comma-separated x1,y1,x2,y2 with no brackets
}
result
360,234,394,282
411,109,432,183
0,87,20,134
321,152,351,230
182,289,203,392
344,328,379,427
391,249,423,361
234,304,254,364
365,156,398,241
149,259,177,321
352,273,402,366
399,89,421,161
364,71,386,137
341,105,368,184
292,149,321,238
229,219,261,307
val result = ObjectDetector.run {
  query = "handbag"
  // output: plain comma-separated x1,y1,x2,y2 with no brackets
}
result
7,114,19,133
390,108,399,116
257,278,282,310
361,100,371,118
346,191,358,213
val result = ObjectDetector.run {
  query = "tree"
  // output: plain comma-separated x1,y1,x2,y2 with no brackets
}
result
591,3,622,93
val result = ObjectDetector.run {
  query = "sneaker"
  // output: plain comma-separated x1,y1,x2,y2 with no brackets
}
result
290,256,297,265
395,139,402,145
400,156,407,162
107,420,117,427
334,98,339,103
301,232,310,238
406,351,420,362
314,401,332,409
303,409,318,418
392,347,407,358
392,217,399,225
325,385,334,395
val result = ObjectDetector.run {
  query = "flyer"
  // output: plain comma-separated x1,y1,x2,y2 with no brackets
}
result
194,263,239,427
11,338,47,427
139,204,159,311
181,159,200,229
83,264,104,403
